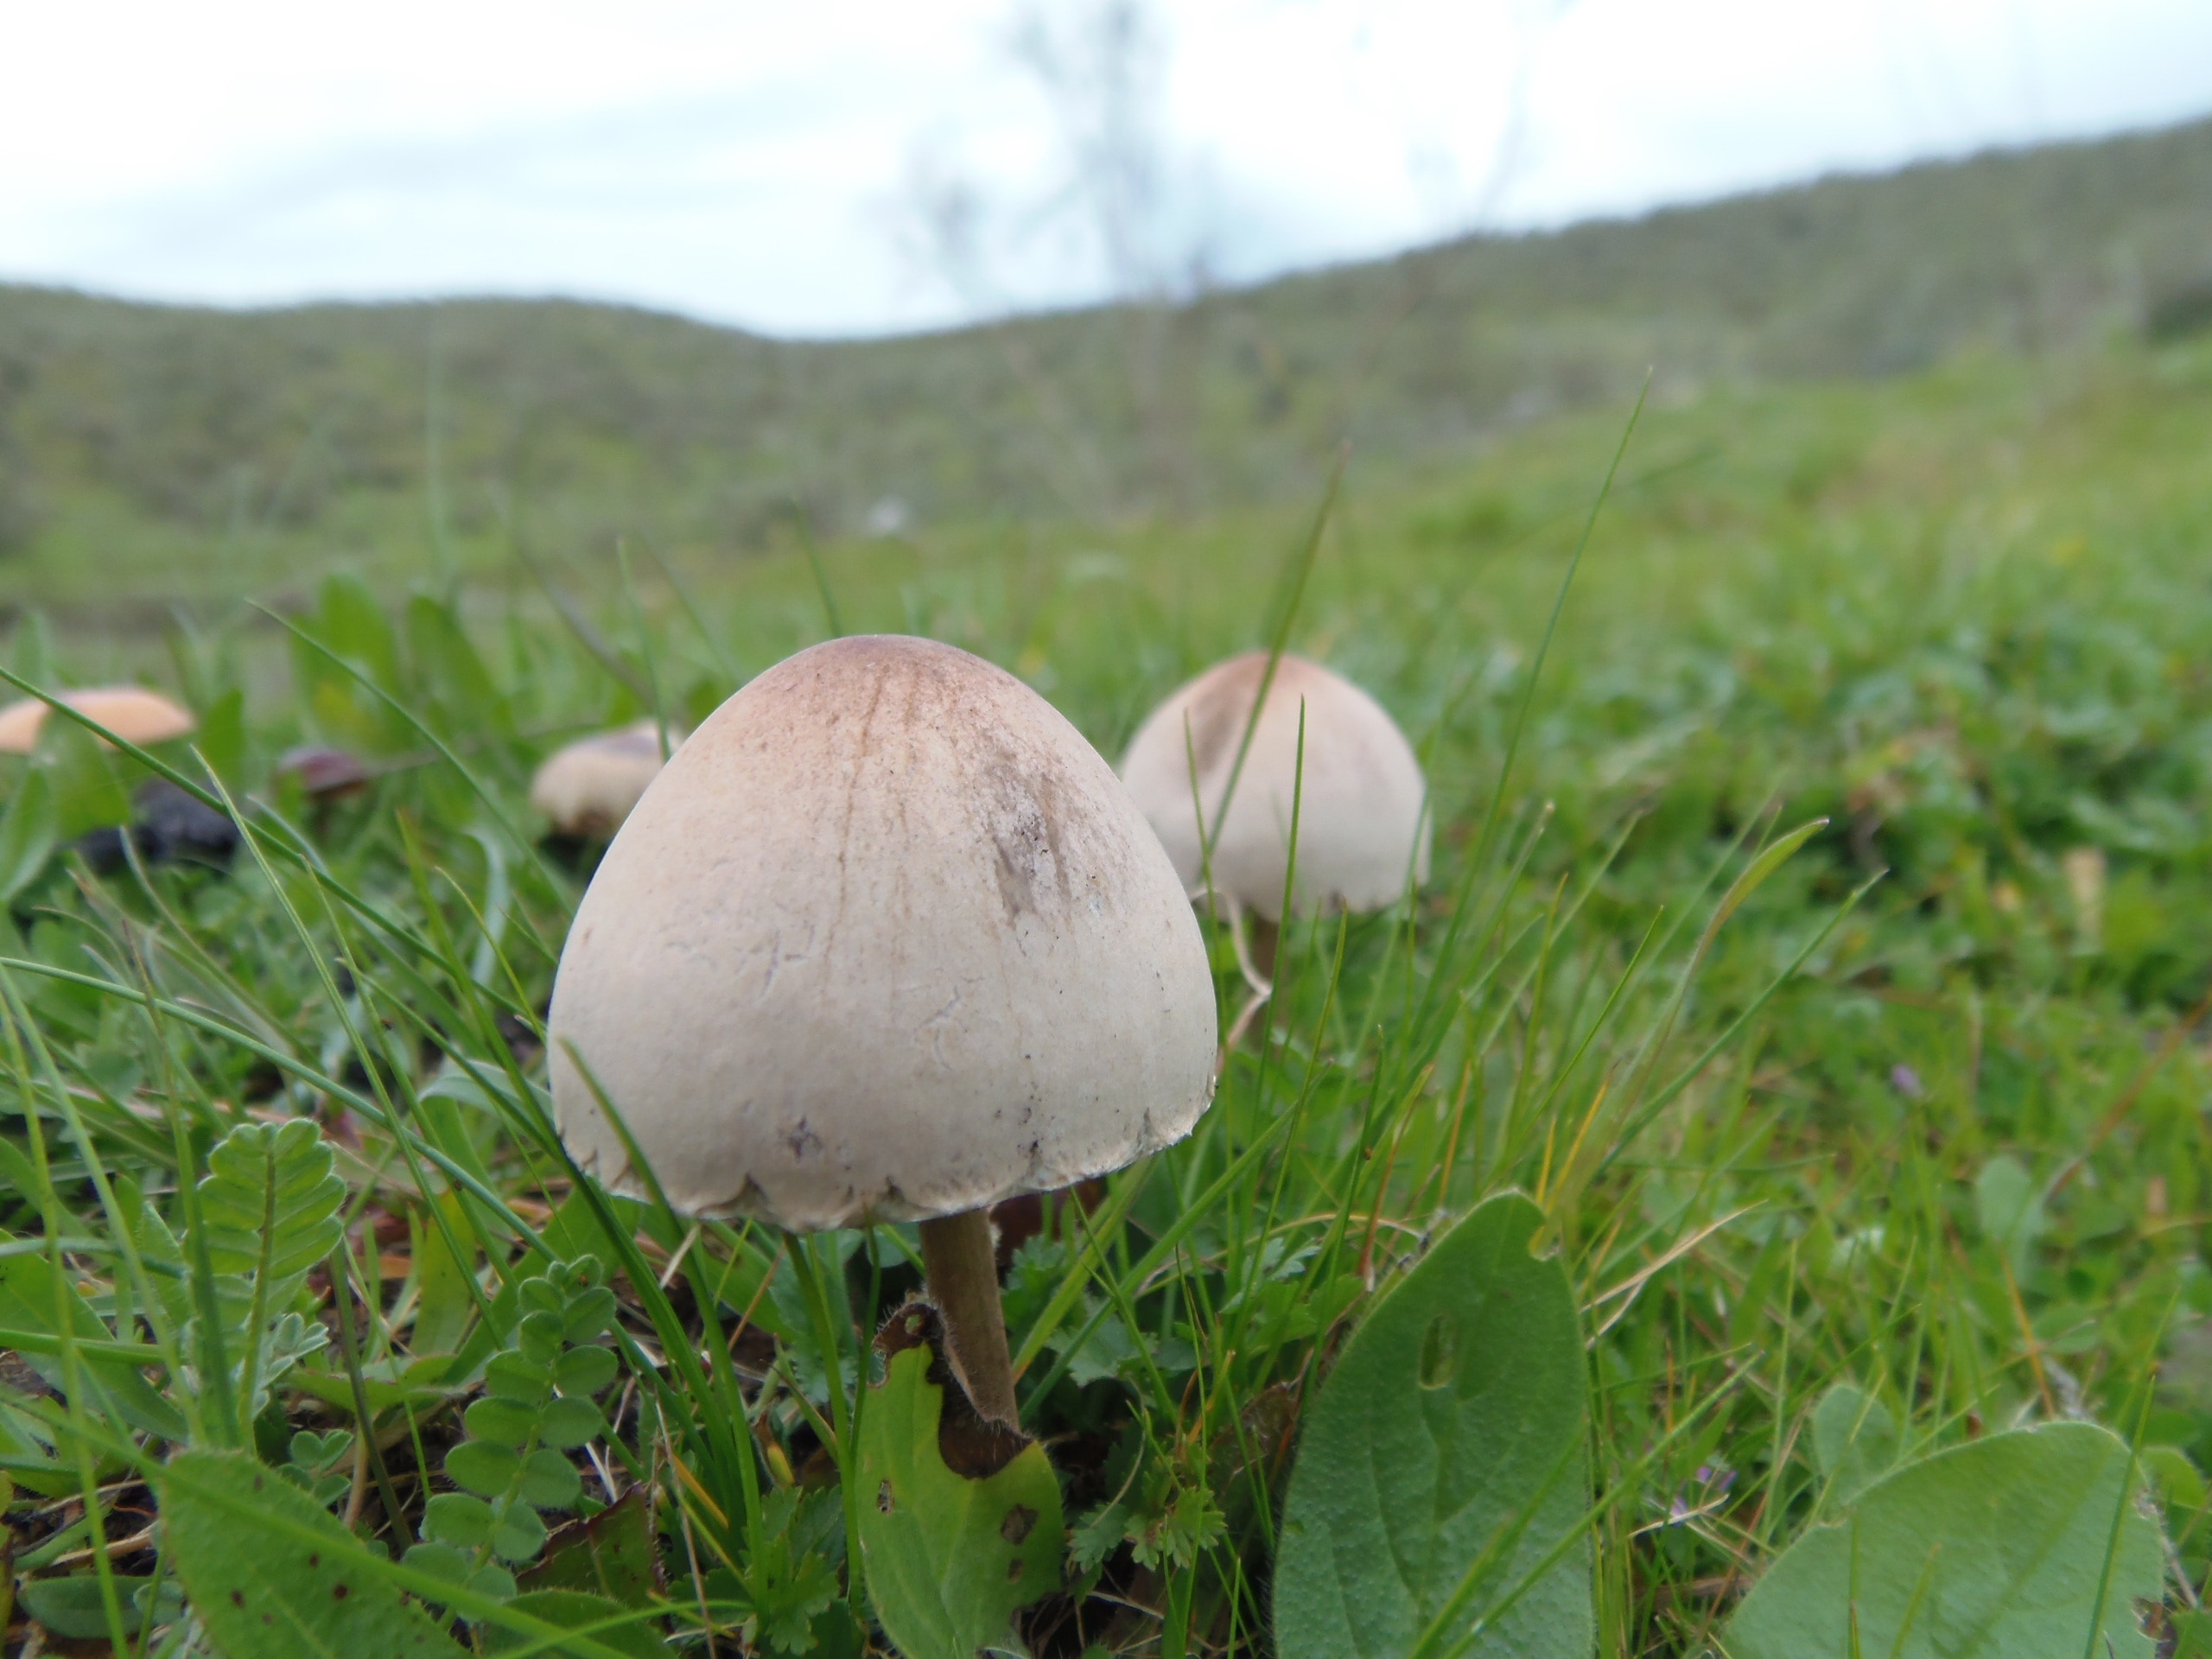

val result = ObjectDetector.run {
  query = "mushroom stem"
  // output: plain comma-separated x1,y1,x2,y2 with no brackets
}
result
918,1209,1019,1427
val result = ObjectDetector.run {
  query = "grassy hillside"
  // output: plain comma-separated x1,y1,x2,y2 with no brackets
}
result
3,302,2212,1649
3,115,2211,615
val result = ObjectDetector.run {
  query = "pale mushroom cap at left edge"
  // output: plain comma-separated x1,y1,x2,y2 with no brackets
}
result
548,634,1219,1232
528,720,685,839
0,688,196,756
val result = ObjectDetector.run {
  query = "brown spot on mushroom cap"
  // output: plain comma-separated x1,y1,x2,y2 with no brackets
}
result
549,635,1217,1232
0,687,195,755
529,719,685,839
1119,652,1430,922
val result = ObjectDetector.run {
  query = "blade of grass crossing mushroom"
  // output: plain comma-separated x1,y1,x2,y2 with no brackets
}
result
1200,449,1344,865
1227,700,1310,1286
1255,697,1308,1044
1181,712,1234,1044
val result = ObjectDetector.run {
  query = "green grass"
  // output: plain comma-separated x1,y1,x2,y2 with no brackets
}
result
2,327,2211,1653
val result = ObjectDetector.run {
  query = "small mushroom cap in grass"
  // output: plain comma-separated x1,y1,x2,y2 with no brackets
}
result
0,687,195,755
529,720,683,839
275,745,374,799
1119,652,1429,923
550,635,1217,1231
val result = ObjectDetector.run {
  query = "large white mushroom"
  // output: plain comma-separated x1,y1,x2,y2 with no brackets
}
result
1119,652,1429,980
0,687,195,755
550,636,1217,1424
529,720,683,839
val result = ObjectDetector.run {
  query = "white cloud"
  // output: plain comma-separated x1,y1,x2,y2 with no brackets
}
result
2,0,2208,335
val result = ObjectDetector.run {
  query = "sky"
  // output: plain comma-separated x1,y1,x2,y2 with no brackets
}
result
3,0,2210,339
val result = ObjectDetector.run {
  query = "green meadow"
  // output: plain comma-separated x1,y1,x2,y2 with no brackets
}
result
3,127,2212,1656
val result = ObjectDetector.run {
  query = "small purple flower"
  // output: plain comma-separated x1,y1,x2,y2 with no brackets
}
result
1667,1463,1735,1524
1890,1063,1924,1099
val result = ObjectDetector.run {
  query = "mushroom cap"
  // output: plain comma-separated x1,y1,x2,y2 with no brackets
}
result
549,635,1218,1231
529,720,683,838
1119,652,1429,922
275,745,375,798
0,688,196,756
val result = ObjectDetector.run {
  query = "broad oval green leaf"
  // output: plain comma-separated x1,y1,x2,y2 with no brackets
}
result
1274,1192,1593,1659
1724,1421,2163,1659
518,1446,586,1510
557,1345,620,1396
540,1395,605,1450
857,1332,1064,1659
493,1498,552,1563
426,1491,498,1548
1809,1381,1899,1513
447,1439,523,1498
163,1448,468,1658
20,1573,176,1639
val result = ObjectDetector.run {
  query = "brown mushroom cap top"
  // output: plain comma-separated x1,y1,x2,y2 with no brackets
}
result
528,720,684,839
549,635,1218,1231
0,689,195,756
1118,652,1429,922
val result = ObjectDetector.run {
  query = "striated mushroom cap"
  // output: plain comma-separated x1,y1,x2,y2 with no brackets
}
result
550,635,1218,1231
1119,652,1429,922
0,688,195,756
529,721,683,839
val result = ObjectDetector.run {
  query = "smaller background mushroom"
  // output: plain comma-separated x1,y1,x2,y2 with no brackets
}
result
0,687,195,754
1120,651,1429,994
529,720,684,841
